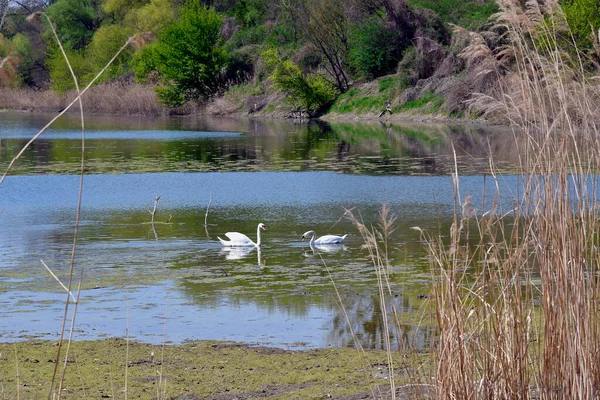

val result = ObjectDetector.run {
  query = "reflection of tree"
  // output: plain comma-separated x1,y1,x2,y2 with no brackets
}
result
326,290,436,351
1,116,525,176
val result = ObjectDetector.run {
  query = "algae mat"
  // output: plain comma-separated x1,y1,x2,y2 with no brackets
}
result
0,340,431,399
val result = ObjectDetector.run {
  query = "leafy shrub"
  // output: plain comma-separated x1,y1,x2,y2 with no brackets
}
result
229,0,265,27
228,24,268,48
348,17,403,79
222,46,256,86
135,1,227,106
154,85,185,108
47,48,95,93
262,48,338,112
562,0,600,48
87,25,134,80
264,22,298,48
407,0,497,31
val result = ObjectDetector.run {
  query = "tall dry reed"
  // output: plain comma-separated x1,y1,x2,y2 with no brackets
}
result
416,0,600,398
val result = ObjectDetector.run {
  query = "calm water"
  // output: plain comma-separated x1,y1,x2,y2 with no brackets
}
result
0,111,520,349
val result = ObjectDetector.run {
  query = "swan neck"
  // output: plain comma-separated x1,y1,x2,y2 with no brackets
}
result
309,231,316,246
256,224,262,246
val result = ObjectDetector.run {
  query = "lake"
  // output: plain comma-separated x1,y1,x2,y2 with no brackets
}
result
0,111,520,349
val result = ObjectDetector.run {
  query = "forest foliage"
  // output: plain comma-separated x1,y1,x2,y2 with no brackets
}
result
0,0,598,113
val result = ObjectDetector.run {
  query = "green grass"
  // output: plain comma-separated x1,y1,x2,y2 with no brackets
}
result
379,76,399,92
328,89,387,114
225,82,263,96
263,103,276,112
408,0,497,31
394,92,445,114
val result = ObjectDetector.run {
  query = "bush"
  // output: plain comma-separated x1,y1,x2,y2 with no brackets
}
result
348,17,404,79
262,48,338,112
47,48,95,93
87,25,134,81
407,0,497,31
228,24,268,48
135,1,227,106
46,0,103,50
562,0,600,48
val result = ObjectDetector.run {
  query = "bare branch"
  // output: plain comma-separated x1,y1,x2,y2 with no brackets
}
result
148,195,160,223
204,192,212,226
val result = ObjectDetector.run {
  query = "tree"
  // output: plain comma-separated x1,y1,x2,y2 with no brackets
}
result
102,0,175,36
45,0,103,50
298,0,350,92
140,0,227,106
348,17,402,79
262,47,338,112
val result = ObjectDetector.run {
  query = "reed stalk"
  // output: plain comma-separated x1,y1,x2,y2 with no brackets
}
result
417,1,600,398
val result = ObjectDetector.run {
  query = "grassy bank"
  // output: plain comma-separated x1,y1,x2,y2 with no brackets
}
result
0,339,426,399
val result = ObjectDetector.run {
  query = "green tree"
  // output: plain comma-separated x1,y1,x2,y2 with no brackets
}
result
262,47,338,112
46,0,103,50
140,0,227,106
47,48,94,92
348,17,401,79
298,0,350,92
103,0,175,36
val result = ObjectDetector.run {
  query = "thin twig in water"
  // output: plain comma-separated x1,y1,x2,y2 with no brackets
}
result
148,194,161,223
205,192,212,226
151,223,158,241
204,192,212,237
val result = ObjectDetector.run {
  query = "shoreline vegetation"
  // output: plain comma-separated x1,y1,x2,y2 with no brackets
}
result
0,79,485,125
0,0,556,126
1,1,597,126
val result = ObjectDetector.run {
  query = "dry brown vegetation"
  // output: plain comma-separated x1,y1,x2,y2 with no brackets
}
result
419,1,600,398
0,78,188,116
345,1,600,398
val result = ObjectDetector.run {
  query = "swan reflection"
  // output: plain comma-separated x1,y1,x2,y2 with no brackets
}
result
303,243,347,257
220,246,264,266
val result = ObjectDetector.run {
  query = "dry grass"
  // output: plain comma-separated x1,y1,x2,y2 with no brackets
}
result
0,78,185,116
414,0,600,398
344,1,600,398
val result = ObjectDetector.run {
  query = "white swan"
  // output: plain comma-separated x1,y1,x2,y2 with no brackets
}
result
218,223,266,247
301,230,347,245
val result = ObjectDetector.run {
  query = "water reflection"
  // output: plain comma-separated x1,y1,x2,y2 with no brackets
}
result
0,111,520,176
220,246,263,266
303,243,347,255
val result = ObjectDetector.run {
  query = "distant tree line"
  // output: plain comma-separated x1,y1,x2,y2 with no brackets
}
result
0,0,598,111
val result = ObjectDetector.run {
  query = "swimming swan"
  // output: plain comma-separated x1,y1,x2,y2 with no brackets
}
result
301,230,347,245
218,223,266,247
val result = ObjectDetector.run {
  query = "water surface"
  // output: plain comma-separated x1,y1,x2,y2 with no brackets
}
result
0,112,519,349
